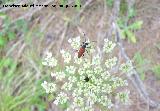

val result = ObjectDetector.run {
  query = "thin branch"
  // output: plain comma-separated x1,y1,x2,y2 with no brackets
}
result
40,14,55,32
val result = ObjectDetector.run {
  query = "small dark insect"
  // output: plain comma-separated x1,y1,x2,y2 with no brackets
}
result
78,41,90,58
84,76,90,82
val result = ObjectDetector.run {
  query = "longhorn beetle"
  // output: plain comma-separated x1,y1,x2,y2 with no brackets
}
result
77,33,96,58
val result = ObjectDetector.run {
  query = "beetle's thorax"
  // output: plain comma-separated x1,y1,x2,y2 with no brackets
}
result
82,45,86,48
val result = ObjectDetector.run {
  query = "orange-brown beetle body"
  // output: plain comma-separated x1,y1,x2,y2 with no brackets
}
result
77,42,89,58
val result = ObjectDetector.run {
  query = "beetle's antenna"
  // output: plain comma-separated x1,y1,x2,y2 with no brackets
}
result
82,32,87,42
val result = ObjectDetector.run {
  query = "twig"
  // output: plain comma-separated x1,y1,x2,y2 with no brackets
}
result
78,0,93,17
40,14,55,32
73,0,93,21
6,39,22,56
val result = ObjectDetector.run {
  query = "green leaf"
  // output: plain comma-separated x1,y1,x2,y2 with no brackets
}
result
152,65,160,79
125,30,136,43
15,19,28,33
0,37,6,46
137,68,145,80
128,21,143,30
128,7,136,18
133,52,145,65
117,18,125,29
133,52,151,80
8,31,16,40
120,30,126,39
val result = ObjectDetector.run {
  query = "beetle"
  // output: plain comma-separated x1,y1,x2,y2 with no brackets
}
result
77,40,90,58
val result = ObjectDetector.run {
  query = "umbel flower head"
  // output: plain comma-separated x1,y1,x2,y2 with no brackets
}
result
41,36,132,111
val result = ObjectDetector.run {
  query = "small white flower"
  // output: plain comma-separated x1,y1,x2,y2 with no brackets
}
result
101,71,110,80
92,54,101,65
42,51,57,67
68,36,81,49
72,89,83,97
83,59,91,69
51,72,65,81
41,81,56,93
116,90,130,104
103,39,116,53
53,92,69,105
73,97,84,107
78,68,85,75
119,60,133,75
105,57,117,69
74,53,83,64
61,82,73,91
45,51,52,58
79,75,86,82
68,76,77,83
68,38,72,43
82,106,94,111
65,66,76,75
49,83,57,93
94,66,103,75
60,49,71,63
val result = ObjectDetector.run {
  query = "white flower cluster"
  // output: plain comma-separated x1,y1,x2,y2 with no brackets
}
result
116,90,130,104
41,81,56,93
41,37,131,111
60,50,71,63
103,39,116,53
42,51,57,67
51,72,65,81
53,92,69,105
68,36,81,49
92,54,101,65
105,57,118,68
120,60,134,76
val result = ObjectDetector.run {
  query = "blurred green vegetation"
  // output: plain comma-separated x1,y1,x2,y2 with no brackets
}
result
0,13,50,111
152,65,160,79
133,52,150,80
0,13,28,47
0,57,49,111
106,0,114,7
117,0,142,43
117,18,143,43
